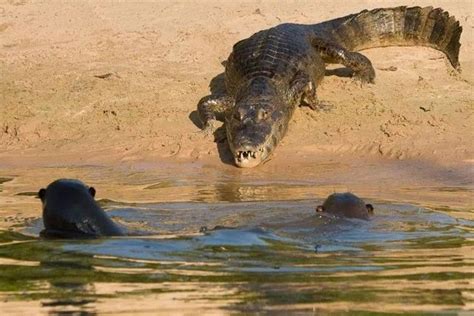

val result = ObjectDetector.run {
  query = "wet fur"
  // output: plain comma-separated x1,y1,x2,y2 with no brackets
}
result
316,192,373,220
39,179,125,238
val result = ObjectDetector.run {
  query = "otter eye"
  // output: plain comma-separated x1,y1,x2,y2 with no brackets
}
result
258,109,268,121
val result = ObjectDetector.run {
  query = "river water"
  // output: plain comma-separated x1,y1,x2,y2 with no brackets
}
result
0,163,472,314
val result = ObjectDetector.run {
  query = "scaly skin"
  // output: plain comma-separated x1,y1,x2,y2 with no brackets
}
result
198,6,462,168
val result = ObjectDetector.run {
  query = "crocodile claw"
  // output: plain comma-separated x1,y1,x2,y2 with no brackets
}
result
201,120,220,137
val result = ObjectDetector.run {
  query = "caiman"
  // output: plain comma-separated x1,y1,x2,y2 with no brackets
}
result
198,6,462,168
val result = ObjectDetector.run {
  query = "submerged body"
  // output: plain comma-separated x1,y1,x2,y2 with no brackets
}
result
198,6,462,167
38,179,125,238
316,192,373,220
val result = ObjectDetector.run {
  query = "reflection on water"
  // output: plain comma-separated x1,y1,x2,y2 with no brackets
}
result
0,165,473,314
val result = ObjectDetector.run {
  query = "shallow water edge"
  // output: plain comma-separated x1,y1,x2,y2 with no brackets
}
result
0,160,472,314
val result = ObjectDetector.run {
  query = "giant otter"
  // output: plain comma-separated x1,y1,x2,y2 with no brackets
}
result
316,192,373,220
38,179,126,238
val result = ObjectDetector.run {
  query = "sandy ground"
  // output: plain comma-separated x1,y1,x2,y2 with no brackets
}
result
0,0,473,224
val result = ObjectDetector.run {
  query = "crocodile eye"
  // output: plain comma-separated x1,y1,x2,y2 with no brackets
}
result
258,109,268,121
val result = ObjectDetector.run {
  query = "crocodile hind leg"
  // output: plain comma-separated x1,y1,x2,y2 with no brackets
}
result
311,36,375,83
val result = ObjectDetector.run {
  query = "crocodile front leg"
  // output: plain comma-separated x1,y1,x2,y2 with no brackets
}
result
197,95,234,135
290,71,332,111
311,36,376,83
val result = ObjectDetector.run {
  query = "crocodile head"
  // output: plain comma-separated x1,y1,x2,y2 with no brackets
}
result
226,78,289,168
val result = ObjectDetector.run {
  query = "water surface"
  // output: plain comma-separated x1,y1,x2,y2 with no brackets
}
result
0,166,472,314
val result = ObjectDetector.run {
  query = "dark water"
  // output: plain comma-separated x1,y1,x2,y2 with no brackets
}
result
0,197,473,314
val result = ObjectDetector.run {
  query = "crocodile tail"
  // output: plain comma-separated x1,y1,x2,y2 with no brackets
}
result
318,6,462,70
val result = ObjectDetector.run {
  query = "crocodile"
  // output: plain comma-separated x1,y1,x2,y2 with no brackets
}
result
198,6,462,168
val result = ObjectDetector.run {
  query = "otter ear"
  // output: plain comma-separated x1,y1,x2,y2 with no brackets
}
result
316,205,324,213
38,188,46,202
366,204,374,214
89,187,96,197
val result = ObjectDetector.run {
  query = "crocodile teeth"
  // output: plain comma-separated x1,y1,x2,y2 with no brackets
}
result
237,151,257,160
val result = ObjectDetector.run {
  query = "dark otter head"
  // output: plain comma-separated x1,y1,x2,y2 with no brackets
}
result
38,179,98,236
38,179,96,204
38,179,124,238
316,192,374,220
226,77,289,168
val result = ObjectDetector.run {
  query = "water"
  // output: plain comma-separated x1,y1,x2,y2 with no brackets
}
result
0,166,473,314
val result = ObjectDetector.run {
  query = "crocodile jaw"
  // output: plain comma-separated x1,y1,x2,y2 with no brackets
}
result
234,148,265,168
